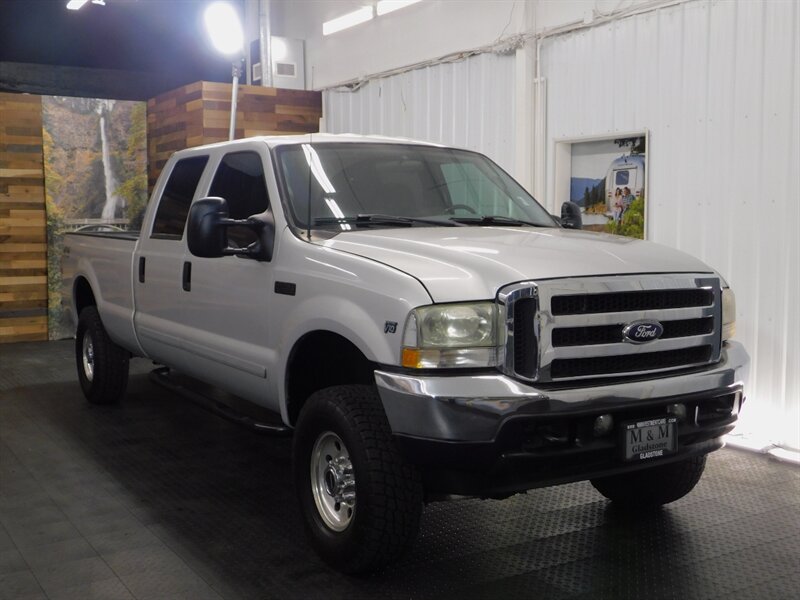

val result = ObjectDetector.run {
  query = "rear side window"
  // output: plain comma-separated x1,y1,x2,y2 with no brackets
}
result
151,156,209,239
209,151,269,247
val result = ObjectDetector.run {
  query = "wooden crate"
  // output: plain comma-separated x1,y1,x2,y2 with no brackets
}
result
0,92,48,343
147,82,322,189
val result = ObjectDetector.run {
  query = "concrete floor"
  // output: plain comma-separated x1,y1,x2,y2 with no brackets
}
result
1,340,799,600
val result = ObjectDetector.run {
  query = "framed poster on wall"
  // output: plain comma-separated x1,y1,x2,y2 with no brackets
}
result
553,131,648,239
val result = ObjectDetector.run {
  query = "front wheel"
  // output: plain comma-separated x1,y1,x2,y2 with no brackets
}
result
293,385,423,574
75,306,129,405
591,455,707,508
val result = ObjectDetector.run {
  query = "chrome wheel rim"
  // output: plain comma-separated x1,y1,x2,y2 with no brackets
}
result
310,431,355,532
82,334,95,382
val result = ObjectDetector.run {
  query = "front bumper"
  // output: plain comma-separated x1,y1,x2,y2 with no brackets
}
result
375,341,749,497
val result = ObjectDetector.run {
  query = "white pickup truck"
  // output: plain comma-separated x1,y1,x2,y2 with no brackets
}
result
62,134,749,573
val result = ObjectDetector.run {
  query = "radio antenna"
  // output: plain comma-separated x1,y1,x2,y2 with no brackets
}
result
307,66,315,241
307,131,312,241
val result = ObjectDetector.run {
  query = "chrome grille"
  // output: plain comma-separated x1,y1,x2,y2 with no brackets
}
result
499,274,722,383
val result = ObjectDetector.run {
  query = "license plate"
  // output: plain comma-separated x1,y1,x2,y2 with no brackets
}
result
622,417,678,461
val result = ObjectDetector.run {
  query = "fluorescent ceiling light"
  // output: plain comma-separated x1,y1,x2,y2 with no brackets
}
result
376,0,421,16
66,0,89,10
204,2,244,55
323,6,373,36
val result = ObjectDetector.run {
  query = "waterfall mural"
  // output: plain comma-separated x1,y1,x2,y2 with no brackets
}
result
42,96,148,340
97,99,124,220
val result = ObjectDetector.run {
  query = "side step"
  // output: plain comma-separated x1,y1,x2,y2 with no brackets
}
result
149,367,292,436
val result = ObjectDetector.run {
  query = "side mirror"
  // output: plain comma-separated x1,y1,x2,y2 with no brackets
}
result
560,201,583,230
187,197,274,261
187,197,228,258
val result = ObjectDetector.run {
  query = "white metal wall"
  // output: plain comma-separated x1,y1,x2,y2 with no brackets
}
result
542,0,799,448
322,52,517,174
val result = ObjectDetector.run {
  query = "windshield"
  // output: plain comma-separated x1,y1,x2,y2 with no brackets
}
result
275,143,556,231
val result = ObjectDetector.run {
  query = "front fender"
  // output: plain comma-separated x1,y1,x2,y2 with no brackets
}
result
273,233,433,423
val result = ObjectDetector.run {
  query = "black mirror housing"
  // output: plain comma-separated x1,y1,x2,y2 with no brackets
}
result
187,197,275,261
187,197,229,258
560,201,583,230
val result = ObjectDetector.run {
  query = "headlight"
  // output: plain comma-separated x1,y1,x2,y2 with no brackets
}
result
401,302,501,368
721,287,736,341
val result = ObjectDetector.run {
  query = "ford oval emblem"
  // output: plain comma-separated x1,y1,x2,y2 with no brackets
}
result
623,320,664,344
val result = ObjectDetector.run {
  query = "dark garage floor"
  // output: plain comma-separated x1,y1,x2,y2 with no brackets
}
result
1,341,798,600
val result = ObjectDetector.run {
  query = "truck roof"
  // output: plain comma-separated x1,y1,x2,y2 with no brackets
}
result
172,133,445,157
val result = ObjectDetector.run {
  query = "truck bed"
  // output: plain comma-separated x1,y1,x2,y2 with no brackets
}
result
61,231,141,354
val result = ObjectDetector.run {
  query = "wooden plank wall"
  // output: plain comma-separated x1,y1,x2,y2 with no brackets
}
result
0,93,48,343
147,81,322,189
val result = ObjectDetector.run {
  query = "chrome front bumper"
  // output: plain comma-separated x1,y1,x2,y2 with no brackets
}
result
375,341,749,442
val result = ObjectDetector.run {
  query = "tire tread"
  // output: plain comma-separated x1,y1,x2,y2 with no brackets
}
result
294,384,423,574
591,455,707,508
76,306,129,405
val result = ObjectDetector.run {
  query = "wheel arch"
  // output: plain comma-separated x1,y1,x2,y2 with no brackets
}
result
73,276,97,318
284,330,376,426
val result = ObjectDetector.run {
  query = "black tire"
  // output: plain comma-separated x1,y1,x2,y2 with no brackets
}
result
591,455,707,508
293,384,423,574
75,306,129,405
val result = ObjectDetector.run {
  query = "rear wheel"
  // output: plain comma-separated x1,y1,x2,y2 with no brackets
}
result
293,384,423,574
591,455,707,508
75,306,129,405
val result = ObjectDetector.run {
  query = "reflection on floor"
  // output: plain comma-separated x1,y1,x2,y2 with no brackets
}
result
1,341,799,600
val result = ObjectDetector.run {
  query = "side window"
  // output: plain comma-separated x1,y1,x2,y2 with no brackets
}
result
209,151,270,247
151,156,209,239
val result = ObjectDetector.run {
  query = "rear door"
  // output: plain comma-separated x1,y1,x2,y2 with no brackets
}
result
133,154,210,369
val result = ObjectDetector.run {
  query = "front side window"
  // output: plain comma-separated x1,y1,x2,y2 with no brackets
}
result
275,143,555,231
151,156,209,239
209,151,270,247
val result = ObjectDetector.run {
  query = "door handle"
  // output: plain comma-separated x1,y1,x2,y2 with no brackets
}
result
138,257,146,283
182,261,191,292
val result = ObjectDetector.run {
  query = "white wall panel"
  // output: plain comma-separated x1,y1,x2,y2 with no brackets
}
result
323,52,516,175
542,0,799,448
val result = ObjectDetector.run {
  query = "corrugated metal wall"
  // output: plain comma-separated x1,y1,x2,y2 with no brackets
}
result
322,52,517,174
320,0,797,449
542,0,799,448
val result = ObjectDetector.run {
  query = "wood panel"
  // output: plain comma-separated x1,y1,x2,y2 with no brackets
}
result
147,82,322,189
0,92,47,343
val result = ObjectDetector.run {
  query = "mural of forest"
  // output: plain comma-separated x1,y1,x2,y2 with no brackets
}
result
42,96,148,340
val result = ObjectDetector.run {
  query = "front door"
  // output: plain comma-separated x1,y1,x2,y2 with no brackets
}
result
175,147,277,408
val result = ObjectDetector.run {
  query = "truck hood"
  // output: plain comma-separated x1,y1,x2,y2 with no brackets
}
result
318,227,713,302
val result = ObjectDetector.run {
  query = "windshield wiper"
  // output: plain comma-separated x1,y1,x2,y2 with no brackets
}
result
450,215,550,227
314,214,466,227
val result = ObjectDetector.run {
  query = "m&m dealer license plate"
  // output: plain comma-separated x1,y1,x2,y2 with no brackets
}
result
622,416,678,461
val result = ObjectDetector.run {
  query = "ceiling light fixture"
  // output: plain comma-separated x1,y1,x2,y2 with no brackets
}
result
376,0,421,16
204,1,244,56
322,6,374,36
66,0,90,10
204,1,245,141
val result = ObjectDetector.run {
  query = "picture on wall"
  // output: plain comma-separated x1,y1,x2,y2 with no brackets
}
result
42,96,148,340
568,135,646,239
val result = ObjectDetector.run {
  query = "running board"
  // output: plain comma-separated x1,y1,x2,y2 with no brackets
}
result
149,367,292,436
